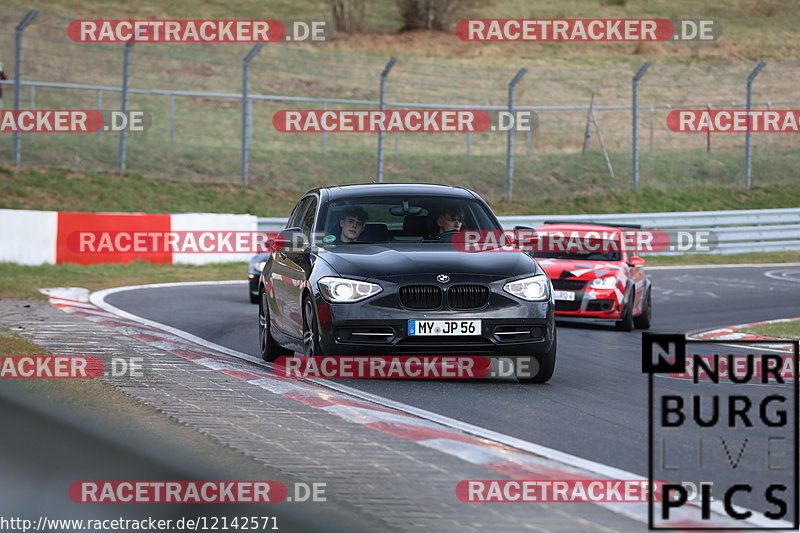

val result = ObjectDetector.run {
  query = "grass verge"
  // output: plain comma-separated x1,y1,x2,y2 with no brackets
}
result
3,153,800,217
0,261,244,300
0,328,52,357
735,319,800,339
642,252,800,266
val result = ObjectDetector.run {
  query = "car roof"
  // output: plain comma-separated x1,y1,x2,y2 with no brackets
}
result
306,183,477,200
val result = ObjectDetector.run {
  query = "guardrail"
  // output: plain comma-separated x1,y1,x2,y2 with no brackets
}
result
258,208,800,255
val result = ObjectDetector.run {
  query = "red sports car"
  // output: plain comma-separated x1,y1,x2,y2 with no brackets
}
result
532,222,652,331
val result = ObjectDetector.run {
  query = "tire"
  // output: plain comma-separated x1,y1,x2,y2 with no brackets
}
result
633,288,652,330
516,329,557,383
615,289,635,332
258,288,290,362
302,297,323,357
249,278,260,304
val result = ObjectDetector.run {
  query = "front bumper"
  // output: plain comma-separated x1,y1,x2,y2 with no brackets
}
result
554,286,624,319
313,290,555,357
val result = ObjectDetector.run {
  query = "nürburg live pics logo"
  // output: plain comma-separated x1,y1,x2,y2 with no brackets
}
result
643,332,799,530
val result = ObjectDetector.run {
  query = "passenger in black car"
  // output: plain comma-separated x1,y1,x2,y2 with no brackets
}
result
337,206,369,243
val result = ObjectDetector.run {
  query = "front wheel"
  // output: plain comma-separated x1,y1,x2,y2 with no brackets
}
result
516,329,557,383
615,289,634,332
633,288,652,329
259,288,290,362
302,297,323,357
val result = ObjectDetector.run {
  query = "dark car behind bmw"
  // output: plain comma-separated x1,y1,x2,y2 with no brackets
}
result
258,184,557,382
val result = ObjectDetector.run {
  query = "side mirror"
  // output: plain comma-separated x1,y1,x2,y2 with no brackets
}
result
278,227,310,255
628,256,646,267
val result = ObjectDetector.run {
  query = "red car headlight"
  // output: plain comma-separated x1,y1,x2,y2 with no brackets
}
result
589,276,618,290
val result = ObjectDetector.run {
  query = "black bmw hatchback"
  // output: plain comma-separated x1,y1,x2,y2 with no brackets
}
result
257,183,557,382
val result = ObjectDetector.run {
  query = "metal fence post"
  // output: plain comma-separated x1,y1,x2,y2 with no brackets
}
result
169,94,175,145
631,62,651,190
241,43,265,187
764,100,771,150
393,106,400,156
118,40,134,170
12,9,39,166
525,124,533,155
29,86,35,138
376,57,397,183
321,101,328,153
97,89,103,140
505,68,527,202
744,61,766,190
247,99,254,145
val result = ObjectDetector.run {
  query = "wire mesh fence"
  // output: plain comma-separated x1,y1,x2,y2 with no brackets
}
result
0,6,798,197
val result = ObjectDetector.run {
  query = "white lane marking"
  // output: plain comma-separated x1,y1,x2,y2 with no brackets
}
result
39,287,92,302
321,404,446,430
250,377,311,395
765,268,800,282
645,262,800,270
89,280,788,529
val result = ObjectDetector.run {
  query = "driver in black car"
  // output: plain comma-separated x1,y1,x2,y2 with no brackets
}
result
337,206,368,243
434,206,464,235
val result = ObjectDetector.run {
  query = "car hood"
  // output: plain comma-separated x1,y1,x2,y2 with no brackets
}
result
317,243,539,281
535,258,627,280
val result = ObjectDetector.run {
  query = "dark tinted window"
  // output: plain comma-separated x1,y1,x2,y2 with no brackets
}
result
320,195,499,243
300,198,318,234
287,197,310,229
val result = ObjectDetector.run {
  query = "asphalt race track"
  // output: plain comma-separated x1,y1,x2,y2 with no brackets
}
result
105,264,800,512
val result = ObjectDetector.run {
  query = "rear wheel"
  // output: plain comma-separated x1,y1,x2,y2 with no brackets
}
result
516,329,557,383
302,297,323,357
258,288,290,362
633,288,652,330
615,289,634,332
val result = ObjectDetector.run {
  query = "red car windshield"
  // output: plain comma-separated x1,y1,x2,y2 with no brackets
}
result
534,251,622,261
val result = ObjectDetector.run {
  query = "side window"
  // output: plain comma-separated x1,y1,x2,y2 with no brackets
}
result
300,198,318,235
287,198,309,229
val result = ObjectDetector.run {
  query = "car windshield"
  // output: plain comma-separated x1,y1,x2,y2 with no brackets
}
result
318,195,500,244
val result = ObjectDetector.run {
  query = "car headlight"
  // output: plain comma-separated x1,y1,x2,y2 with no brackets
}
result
589,276,617,289
503,275,550,301
318,276,382,303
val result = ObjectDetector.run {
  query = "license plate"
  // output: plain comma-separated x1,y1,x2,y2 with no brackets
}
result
554,290,576,301
408,319,481,336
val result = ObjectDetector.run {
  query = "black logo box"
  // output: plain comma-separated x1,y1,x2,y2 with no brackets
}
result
642,332,800,530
